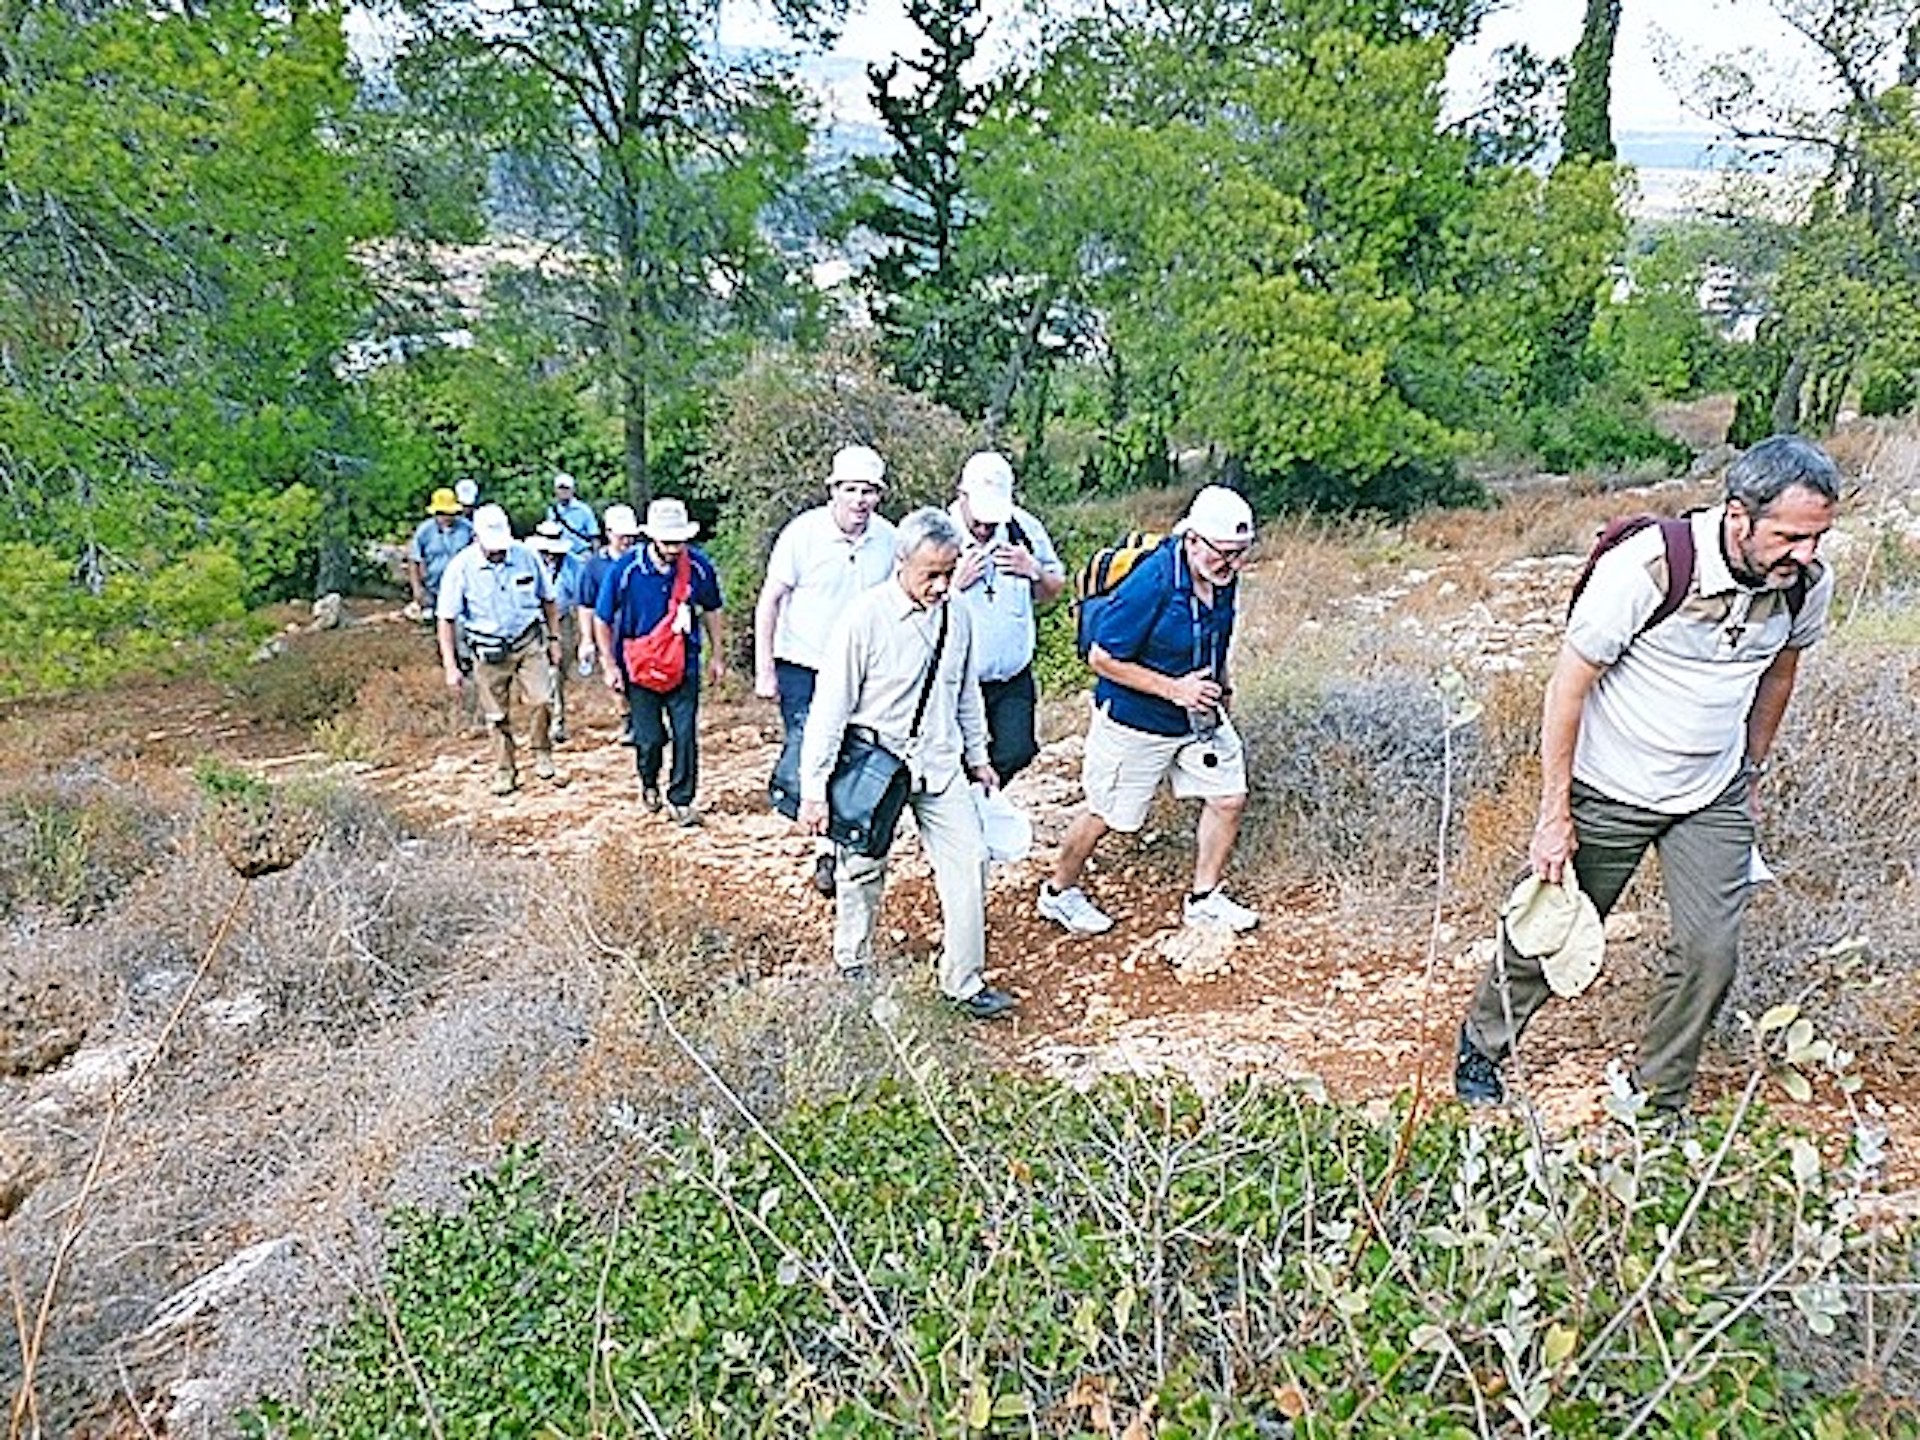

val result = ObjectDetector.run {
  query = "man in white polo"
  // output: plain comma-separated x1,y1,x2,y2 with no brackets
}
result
755,444,898,896
948,451,1065,784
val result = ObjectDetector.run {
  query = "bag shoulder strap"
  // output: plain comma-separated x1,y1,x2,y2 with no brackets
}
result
907,602,950,739
670,548,692,607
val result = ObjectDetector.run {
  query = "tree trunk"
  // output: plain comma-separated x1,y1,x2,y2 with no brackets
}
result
614,178,651,510
1770,350,1807,435
984,284,1055,444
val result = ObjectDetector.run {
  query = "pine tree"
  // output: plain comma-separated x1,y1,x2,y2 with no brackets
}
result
1562,0,1621,163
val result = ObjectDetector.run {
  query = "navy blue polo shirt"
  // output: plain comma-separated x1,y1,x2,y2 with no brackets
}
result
595,545,724,677
1091,538,1236,736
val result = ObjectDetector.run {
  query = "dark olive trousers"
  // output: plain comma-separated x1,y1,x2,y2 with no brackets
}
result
1464,776,1754,1111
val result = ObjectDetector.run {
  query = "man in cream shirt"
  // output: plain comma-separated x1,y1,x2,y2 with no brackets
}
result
797,508,1015,1020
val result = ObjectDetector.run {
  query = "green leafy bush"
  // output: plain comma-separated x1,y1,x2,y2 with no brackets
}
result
260,1076,1896,1438
1526,389,1691,475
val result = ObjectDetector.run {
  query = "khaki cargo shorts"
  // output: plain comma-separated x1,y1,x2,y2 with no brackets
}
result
1081,701,1247,833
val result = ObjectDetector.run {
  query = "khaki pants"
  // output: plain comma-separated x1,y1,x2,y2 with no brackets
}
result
833,771,989,1000
1465,777,1753,1110
474,630,555,778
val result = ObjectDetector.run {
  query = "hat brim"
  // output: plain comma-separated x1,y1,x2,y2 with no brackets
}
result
643,524,700,543
965,491,1014,525
529,536,571,554
1541,900,1605,998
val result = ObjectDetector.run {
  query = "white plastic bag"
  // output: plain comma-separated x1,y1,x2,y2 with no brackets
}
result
973,789,1032,864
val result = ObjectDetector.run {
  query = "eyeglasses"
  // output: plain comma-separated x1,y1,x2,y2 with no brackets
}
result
1195,535,1253,566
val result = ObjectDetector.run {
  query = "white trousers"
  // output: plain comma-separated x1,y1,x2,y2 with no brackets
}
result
832,772,989,1000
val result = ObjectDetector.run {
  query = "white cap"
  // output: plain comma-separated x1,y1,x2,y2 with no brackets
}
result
552,471,576,493
1173,485,1255,544
959,452,1015,525
829,444,887,488
603,503,642,537
453,478,479,506
473,504,513,551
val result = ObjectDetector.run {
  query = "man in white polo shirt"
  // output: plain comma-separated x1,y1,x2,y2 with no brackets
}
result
1456,434,1841,1117
948,451,1065,784
755,444,897,896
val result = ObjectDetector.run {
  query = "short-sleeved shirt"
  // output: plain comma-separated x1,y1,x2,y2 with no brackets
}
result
947,501,1065,683
1091,538,1237,737
596,544,724,680
407,516,474,600
764,507,897,670
435,541,554,643
1567,503,1834,814
546,497,601,560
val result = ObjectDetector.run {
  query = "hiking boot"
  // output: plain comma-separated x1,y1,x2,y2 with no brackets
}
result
534,755,568,787
641,783,663,813
1037,884,1113,935
670,803,701,828
950,987,1017,1021
1454,1028,1504,1106
491,769,518,797
812,852,837,897
1183,888,1260,933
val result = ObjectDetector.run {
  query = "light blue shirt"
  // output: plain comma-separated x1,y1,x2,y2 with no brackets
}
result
436,541,554,643
947,502,1063,683
408,516,474,603
546,553,591,615
546,497,601,560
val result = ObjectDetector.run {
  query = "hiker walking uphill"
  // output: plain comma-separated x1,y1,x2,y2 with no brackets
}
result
754,445,897,896
436,505,570,797
596,497,724,826
405,488,474,623
948,451,1065,784
1455,434,1842,1118
795,507,1014,1020
1040,486,1260,938
545,472,601,561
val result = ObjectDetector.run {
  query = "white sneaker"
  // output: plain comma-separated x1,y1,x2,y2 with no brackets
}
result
1037,884,1113,935
1184,889,1259,933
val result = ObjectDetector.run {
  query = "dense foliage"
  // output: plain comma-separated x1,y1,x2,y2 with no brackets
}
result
256,1074,1895,1438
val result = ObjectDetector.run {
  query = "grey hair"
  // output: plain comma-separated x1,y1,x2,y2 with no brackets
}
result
894,506,961,561
1725,434,1841,512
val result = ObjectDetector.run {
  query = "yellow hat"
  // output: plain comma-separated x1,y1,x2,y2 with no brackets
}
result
427,487,461,516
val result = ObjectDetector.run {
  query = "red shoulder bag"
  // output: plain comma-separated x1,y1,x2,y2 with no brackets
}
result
620,550,693,693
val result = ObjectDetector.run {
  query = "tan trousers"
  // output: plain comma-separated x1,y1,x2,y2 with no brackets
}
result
833,772,989,1000
474,630,554,778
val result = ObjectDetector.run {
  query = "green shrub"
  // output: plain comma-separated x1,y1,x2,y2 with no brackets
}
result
1526,390,1691,475
259,1073,1899,1439
1859,368,1916,418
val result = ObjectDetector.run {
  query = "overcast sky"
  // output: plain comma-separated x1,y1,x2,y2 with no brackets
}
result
717,0,1826,135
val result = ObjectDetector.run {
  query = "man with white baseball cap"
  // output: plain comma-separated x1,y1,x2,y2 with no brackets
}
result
755,444,897,896
436,505,569,796
1040,485,1259,938
949,451,1065,784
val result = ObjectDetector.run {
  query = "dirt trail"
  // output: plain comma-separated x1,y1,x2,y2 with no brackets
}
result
350,586,1918,1193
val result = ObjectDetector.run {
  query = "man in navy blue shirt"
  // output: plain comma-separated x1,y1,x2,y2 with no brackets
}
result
596,496,725,825
1039,486,1260,936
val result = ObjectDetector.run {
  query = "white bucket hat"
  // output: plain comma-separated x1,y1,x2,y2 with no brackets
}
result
829,444,887,488
1501,872,1606,998
603,503,642,538
641,496,700,543
529,520,571,555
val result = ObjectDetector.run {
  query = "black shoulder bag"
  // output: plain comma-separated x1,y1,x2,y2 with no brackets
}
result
768,603,948,858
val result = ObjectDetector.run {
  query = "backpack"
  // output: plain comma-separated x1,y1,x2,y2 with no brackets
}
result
1571,513,1808,635
1073,531,1167,660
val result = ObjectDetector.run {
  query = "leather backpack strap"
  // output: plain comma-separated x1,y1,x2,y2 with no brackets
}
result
907,602,950,739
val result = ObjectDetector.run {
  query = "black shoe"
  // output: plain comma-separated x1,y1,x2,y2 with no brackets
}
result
951,987,1017,1021
811,853,837,898
1455,1028,1504,1105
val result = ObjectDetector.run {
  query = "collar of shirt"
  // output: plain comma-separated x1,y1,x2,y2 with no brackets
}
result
1693,505,1743,599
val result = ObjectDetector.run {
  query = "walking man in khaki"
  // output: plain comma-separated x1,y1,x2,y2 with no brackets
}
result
436,504,571,796
1455,435,1840,1116
797,508,1015,1020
